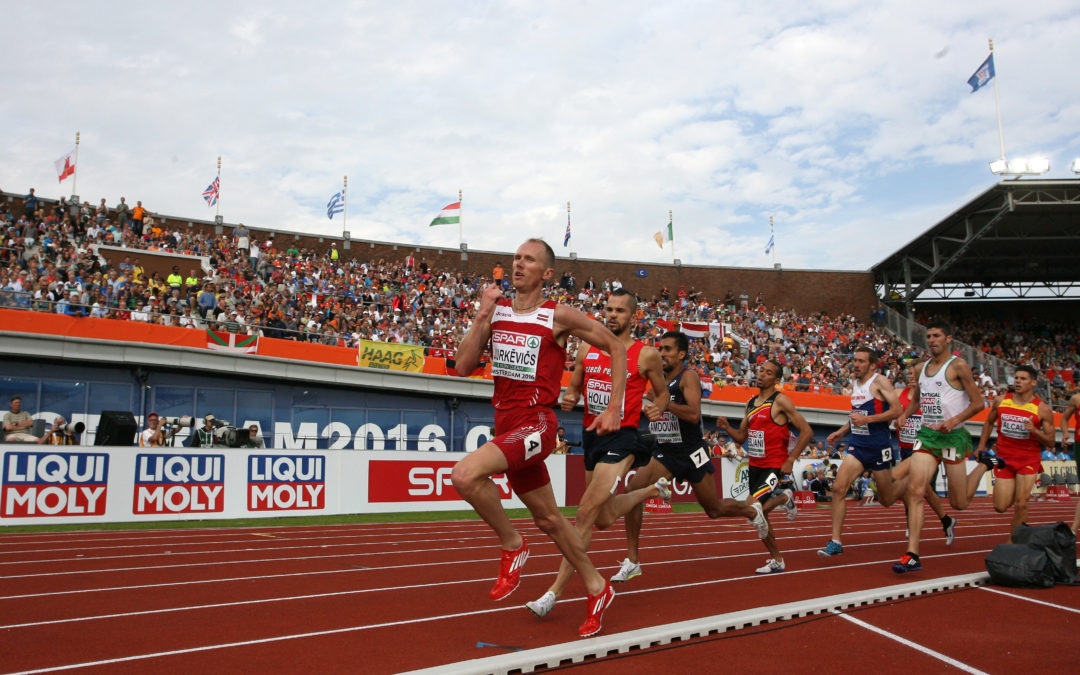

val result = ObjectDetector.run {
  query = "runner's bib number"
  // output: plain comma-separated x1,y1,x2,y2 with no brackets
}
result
921,392,944,424
747,429,765,457
649,413,683,444
690,447,710,468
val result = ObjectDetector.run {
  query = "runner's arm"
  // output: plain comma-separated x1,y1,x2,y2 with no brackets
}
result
662,368,701,424
855,377,903,425
1060,395,1079,447
976,397,1002,452
776,393,813,473
556,303,626,433
453,284,501,375
639,346,669,421
1030,402,1056,447
560,343,588,412
939,359,985,433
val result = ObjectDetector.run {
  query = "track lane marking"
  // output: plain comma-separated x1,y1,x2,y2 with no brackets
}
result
831,610,989,674
978,586,1080,613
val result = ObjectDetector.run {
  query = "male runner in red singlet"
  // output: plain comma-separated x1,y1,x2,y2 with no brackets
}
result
452,238,623,637
717,359,813,574
611,332,772,582
1058,391,1080,535
892,361,957,545
977,365,1055,541
525,288,670,619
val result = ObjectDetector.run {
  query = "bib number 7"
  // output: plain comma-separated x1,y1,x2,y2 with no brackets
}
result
690,447,710,468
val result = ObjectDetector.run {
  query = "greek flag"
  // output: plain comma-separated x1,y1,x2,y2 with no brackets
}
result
764,235,774,255
327,191,345,220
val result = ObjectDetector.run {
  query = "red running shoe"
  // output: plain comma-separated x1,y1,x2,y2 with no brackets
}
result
489,538,529,601
578,581,615,637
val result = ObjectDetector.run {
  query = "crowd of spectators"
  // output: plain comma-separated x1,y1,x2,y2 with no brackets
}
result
3,187,1075,407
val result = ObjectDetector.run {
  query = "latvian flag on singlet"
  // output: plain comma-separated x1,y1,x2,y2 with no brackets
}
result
429,202,460,227
206,329,259,354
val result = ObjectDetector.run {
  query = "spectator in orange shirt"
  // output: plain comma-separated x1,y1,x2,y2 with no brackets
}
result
492,261,506,290
131,201,146,236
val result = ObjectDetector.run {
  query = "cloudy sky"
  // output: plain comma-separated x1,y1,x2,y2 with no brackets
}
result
4,2,1078,271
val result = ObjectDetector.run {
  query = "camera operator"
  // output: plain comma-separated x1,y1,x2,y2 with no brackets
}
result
244,424,265,449
38,416,81,445
139,412,167,447
187,414,217,448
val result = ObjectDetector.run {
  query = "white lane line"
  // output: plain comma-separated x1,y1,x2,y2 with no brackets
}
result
0,549,988,630
831,610,990,674
978,586,1080,614
0,526,999,581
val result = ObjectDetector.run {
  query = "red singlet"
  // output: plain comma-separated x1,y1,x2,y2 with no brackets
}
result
490,299,565,410
745,392,790,469
582,340,647,430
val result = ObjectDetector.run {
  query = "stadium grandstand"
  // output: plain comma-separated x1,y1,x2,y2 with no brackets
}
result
2,181,1077,410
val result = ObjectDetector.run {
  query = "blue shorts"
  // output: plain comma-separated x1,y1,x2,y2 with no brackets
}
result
898,445,913,462
583,428,647,471
848,444,894,472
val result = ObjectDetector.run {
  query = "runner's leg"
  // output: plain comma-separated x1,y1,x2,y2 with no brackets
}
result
452,442,521,549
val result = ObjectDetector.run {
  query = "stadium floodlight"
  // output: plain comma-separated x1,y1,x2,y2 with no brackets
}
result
989,157,1049,177
1071,158,1080,174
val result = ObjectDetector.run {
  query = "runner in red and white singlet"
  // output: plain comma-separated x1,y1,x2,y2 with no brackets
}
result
525,288,670,620
451,238,624,637
977,365,1054,541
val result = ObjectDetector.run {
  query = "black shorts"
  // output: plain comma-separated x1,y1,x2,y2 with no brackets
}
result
654,443,715,484
748,466,783,504
583,428,644,471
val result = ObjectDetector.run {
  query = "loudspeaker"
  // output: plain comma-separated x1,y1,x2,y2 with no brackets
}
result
95,410,138,446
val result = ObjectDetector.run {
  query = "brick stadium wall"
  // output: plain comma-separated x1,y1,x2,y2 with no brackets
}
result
6,192,877,317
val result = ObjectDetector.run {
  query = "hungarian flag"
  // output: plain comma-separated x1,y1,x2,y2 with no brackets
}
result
429,201,460,226
206,329,259,354
54,148,76,183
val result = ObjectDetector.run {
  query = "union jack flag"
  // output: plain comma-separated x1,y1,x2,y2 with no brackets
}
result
202,177,220,207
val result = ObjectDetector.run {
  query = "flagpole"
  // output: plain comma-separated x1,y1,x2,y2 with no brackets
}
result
458,189,463,250
770,215,776,267
669,210,675,264
215,156,221,219
989,38,1006,162
72,131,80,197
343,175,348,235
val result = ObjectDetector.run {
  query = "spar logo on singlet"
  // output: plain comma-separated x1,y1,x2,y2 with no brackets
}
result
247,455,325,511
920,392,944,423
491,331,541,381
999,413,1030,439
900,413,921,444
649,412,682,444
133,454,225,514
2,452,109,517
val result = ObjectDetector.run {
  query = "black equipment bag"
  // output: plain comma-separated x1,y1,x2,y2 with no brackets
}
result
985,522,1079,587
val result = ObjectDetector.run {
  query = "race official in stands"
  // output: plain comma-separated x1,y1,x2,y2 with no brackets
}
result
188,414,216,448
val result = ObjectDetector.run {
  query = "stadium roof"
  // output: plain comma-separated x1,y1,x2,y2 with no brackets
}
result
873,179,1080,303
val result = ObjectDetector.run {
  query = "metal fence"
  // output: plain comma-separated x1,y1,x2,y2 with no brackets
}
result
880,304,1053,403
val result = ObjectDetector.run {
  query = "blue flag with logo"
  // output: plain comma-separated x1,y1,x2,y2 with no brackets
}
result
968,53,995,93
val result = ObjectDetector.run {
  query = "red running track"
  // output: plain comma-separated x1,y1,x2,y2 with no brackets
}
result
0,498,1077,673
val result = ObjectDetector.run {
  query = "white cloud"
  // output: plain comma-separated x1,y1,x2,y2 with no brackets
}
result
2,1,1078,272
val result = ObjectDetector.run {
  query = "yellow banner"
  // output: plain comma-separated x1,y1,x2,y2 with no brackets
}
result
357,340,425,372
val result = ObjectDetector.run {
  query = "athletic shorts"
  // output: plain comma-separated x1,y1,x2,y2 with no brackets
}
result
492,406,559,494
654,443,714,484
848,444,895,472
897,444,914,461
747,465,783,503
583,427,647,472
1073,442,1080,469
914,426,973,465
993,455,1043,480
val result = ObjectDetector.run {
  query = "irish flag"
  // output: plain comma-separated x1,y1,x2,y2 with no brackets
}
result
206,329,259,354
429,202,460,227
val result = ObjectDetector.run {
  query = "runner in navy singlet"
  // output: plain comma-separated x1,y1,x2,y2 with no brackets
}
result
611,331,775,583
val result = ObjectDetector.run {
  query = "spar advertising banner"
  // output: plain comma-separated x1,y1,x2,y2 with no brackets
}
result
0,448,567,525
